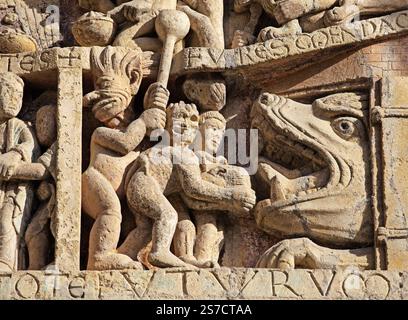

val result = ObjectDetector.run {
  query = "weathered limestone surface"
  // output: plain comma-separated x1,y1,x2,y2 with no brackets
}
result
0,269,405,300
1,0,408,300
175,10,408,75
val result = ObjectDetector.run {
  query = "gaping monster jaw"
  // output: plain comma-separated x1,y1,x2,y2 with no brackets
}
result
250,93,373,246
251,93,342,207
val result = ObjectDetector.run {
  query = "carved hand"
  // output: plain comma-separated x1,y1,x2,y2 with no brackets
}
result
256,238,336,269
141,108,167,134
143,82,170,111
324,2,360,26
230,187,257,213
0,151,21,181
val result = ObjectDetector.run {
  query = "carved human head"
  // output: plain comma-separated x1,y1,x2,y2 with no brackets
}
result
166,101,199,147
183,75,226,111
36,105,57,148
0,72,24,121
195,111,226,155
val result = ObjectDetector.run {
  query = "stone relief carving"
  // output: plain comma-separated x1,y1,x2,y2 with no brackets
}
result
231,0,263,48
0,76,62,273
24,94,58,271
230,0,408,42
73,0,181,52
0,0,60,53
173,111,254,268
0,0,408,300
251,92,374,270
125,102,256,268
82,46,168,270
177,0,224,49
0,72,40,272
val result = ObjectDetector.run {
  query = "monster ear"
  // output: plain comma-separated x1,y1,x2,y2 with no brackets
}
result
129,69,143,95
313,92,367,119
123,49,144,95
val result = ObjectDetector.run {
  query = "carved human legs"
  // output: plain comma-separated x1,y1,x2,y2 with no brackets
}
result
126,172,188,268
171,195,223,268
117,213,152,261
82,168,142,270
194,212,223,268
25,208,52,270
177,3,224,49
25,182,56,270
258,0,366,39
171,195,197,265
232,3,263,48
0,201,17,272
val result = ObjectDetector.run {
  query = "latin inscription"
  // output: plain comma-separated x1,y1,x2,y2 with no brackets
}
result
0,269,401,300
181,10,408,73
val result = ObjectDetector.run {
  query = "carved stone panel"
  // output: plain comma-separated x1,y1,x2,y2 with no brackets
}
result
1,0,408,300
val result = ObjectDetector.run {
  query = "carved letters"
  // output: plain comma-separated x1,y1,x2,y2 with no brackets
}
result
0,270,400,300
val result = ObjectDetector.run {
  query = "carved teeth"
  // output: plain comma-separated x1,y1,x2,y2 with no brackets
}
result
294,143,307,152
282,153,293,164
273,135,326,168
307,180,316,189
291,157,303,168
301,148,316,159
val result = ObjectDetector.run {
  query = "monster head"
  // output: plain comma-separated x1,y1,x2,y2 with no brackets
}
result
83,46,144,129
251,92,372,247
166,101,200,147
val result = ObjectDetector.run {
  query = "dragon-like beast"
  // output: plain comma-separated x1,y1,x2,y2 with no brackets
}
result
251,92,376,270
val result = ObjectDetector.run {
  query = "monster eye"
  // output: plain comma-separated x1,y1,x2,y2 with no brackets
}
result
191,115,199,122
96,76,114,89
332,117,357,139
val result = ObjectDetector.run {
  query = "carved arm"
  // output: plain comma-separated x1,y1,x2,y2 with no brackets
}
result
10,163,50,181
176,160,234,204
92,118,147,155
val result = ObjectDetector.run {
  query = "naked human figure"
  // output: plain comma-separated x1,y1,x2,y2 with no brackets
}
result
125,102,256,268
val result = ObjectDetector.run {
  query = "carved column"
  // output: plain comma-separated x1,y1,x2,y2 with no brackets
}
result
54,48,83,273
374,73,408,270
